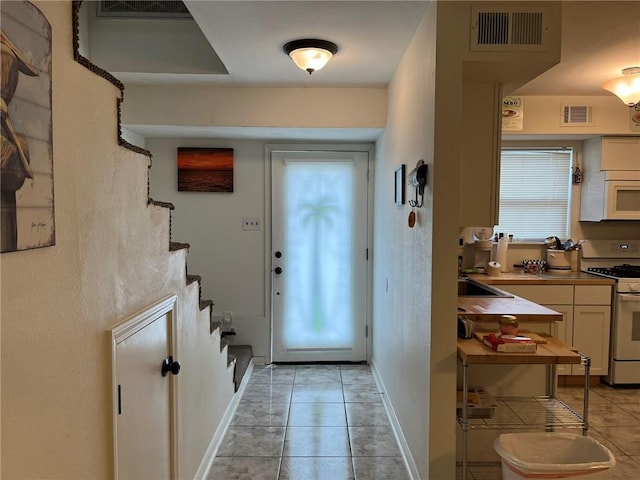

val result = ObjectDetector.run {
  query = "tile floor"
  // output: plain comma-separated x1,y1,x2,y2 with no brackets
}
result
209,364,640,480
461,383,640,480
208,364,410,480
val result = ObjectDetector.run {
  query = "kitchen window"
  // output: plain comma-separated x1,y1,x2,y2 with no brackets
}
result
495,148,573,241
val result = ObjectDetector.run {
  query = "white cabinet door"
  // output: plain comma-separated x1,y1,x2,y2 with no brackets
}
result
572,305,611,376
600,137,640,170
111,297,177,480
548,305,574,375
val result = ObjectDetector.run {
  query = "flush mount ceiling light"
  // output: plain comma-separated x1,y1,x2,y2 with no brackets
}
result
602,67,640,107
283,39,338,75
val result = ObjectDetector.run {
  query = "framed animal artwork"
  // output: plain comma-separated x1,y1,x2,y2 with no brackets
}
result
1,1,54,253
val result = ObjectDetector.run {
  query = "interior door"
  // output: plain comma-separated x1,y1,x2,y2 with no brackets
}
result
111,296,178,479
271,150,369,362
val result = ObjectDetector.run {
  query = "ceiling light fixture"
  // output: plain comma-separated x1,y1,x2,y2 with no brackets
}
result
283,39,338,75
602,67,640,107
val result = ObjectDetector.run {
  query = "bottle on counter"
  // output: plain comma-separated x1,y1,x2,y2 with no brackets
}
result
496,237,509,272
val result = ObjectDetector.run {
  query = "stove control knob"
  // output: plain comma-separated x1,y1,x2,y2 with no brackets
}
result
630,283,640,292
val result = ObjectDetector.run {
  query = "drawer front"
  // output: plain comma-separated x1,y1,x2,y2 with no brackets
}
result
500,285,574,305
574,285,612,305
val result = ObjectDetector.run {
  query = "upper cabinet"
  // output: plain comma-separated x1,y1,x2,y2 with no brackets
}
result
459,82,503,227
580,137,640,222
589,137,640,171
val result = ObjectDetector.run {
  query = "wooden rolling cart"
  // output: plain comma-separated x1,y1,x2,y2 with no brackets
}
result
457,335,591,480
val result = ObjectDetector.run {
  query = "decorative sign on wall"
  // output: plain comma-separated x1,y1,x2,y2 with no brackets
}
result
501,96,523,131
1,1,54,253
630,104,640,132
177,147,234,193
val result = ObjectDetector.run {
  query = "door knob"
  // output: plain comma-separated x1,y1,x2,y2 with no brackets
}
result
274,267,283,275
161,356,181,376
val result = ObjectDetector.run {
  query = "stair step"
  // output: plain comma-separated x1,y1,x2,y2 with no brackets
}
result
186,274,201,285
169,241,190,252
148,199,175,210
199,299,213,311
227,345,253,392
211,320,221,335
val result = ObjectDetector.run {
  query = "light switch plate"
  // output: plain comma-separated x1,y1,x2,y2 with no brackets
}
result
242,217,261,231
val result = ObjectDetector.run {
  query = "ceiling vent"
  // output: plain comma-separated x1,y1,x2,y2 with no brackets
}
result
561,105,594,126
470,6,549,51
97,1,191,18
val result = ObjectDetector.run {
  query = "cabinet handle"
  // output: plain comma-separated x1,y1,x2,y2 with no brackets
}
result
161,356,181,376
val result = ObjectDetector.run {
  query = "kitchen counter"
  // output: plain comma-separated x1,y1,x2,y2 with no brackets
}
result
458,293,563,322
457,271,614,322
466,271,615,286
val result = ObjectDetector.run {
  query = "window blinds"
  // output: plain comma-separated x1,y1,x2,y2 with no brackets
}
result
495,148,572,240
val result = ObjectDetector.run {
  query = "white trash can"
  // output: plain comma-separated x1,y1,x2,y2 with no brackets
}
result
494,433,616,479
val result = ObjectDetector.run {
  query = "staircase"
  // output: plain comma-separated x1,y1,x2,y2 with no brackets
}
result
72,0,253,400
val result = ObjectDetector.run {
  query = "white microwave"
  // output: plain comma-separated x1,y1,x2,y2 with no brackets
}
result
580,170,640,221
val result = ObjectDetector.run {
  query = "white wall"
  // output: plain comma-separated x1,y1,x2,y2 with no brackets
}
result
123,85,387,130
148,138,272,361
372,4,457,479
503,95,639,136
1,2,234,477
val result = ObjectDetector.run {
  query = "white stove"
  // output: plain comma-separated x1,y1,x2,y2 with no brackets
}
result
584,265,640,293
581,240,640,385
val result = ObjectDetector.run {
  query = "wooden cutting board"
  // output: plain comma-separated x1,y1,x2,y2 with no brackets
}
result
473,330,548,344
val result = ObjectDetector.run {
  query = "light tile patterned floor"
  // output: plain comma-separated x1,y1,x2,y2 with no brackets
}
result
208,364,410,480
209,366,640,479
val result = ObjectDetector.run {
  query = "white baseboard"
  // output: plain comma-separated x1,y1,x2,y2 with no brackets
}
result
371,358,421,480
194,360,255,479
252,356,266,365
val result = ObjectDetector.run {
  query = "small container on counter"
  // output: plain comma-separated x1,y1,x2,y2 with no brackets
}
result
499,315,519,336
523,259,546,274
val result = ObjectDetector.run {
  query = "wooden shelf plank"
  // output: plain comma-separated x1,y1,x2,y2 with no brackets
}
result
457,335,582,365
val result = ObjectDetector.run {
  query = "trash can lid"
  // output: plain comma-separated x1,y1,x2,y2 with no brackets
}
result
494,433,615,475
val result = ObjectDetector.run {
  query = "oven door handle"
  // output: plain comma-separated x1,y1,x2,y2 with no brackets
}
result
619,293,640,302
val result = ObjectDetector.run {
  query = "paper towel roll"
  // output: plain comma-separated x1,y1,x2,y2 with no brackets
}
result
496,238,509,272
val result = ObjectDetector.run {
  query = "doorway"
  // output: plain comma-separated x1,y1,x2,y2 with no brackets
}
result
271,150,369,362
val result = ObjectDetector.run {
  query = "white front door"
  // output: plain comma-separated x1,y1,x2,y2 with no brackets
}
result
271,150,369,362
111,297,177,479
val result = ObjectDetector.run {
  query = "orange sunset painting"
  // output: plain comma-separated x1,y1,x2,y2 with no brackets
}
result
177,147,234,192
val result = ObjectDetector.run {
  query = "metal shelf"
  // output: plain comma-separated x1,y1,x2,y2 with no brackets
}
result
456,396,585,430
457,339,591,480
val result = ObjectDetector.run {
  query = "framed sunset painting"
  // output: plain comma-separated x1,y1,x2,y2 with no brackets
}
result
177,147,234,192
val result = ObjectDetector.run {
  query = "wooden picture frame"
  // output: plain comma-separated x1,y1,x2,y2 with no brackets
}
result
394,164,405,205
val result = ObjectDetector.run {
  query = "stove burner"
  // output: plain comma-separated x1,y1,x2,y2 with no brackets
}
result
587,264,640,278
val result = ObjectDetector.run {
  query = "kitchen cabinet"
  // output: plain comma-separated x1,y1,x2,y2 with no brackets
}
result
545,305,574,375
583,136,640,171
459,82,502,227
580,136,640,221
495,284,612,376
